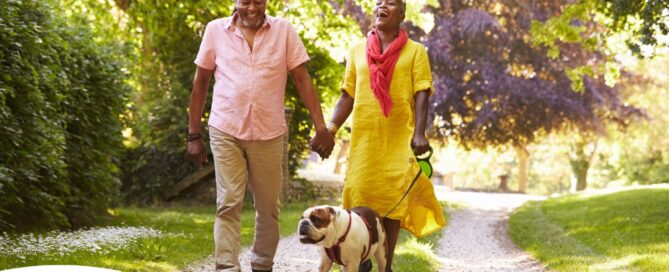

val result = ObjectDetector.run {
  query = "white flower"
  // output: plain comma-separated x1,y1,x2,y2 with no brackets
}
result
0,227,164,257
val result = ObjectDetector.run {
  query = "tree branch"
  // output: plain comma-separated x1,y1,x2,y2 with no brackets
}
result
114,0,130,11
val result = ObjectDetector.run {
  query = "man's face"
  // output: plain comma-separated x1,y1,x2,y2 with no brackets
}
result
235,0,267,29
374,0,405,30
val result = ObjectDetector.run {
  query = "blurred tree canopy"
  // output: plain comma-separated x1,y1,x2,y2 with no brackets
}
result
0,0,130,230
533,0,668,57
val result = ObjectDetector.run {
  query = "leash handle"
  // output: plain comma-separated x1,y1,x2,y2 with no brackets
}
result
383,168,422,218
416,147,433,178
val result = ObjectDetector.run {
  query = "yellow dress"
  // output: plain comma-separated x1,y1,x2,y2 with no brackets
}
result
340,39,445,238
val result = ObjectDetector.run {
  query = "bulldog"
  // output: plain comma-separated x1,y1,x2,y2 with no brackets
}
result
298,205,387,272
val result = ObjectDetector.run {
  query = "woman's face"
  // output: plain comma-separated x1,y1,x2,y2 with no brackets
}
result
374,0,405,30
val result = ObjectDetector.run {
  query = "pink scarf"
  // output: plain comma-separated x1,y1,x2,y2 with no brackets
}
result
366,29,409,117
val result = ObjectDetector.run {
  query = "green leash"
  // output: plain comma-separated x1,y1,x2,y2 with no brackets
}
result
383,147,434,217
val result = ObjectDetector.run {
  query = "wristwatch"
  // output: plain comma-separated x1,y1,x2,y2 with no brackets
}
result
187,133,202,142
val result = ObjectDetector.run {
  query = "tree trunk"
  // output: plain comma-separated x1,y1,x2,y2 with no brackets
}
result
281,108,294,201
515,146,529,193
333,139,350,174
569,138,598,191
571,159,589,191
498,174,510,192
113,0,131,11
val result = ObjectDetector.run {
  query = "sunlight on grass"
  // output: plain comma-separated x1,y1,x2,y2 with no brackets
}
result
394,237,440,271
510,186,669,271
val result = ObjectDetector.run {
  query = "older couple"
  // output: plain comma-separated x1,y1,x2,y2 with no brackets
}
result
187,0,444,271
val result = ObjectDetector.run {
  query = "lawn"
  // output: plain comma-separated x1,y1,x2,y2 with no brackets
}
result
509,186,669,272
0,201,311,271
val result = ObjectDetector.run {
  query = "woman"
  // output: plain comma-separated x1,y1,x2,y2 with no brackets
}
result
323,0,445,271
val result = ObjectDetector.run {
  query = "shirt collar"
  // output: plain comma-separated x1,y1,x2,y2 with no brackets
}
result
225,12,272,31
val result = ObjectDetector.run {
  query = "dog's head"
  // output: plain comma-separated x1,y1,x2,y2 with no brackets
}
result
298,205,338,244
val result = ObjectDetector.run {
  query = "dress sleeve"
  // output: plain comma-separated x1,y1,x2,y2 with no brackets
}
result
194,22,217,70
412,45,434,96
340,46,357,97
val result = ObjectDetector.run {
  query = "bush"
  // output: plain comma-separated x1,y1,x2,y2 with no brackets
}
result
0,0,129,230
620,150,669,185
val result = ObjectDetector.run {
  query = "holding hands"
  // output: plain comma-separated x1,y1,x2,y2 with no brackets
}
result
310,127,335,159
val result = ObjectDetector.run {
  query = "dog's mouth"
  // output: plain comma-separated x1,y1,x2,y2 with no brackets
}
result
299,234,325,244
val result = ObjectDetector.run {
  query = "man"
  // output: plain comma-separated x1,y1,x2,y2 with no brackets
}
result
186,1,334,271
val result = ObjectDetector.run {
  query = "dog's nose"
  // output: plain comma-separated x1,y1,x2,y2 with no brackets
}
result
299,220,310,234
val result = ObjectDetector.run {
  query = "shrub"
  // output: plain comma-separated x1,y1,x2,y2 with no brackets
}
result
0,0,129,230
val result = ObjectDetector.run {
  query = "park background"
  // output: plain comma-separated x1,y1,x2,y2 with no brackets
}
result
1,0,668,271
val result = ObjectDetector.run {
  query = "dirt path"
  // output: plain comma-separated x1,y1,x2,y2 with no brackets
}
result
184,188,548,272
434,189,547,272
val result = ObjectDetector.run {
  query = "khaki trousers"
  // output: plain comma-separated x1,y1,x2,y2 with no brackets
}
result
209,127,283,271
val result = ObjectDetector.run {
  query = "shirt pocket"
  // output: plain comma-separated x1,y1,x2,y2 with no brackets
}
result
259,47,285,69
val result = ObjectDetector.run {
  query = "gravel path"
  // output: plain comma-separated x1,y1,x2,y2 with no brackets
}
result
184,187,548,272
434,189,547,272
182,234,321,272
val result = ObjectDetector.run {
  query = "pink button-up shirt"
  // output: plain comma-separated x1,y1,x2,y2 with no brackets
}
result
195,14,309,140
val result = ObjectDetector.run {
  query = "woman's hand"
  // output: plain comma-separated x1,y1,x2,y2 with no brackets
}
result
411,133,430,156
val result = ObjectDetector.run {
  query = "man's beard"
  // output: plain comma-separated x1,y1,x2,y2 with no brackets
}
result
241,14,264,28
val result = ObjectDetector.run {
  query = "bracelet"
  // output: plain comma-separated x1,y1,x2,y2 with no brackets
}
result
187,133,202,142
326,122,339,135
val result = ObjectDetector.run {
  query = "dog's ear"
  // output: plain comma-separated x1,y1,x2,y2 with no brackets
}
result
328,206,336,218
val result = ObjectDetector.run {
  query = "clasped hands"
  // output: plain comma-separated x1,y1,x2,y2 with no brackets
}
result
310,127,335,159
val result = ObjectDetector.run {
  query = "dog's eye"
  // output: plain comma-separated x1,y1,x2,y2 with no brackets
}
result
312,217,319,223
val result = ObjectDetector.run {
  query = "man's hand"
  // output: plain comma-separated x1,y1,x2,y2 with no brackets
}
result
411,133,430,156
310,128,335,159
187,139,208,168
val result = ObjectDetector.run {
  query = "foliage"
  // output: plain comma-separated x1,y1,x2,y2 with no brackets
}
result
0,0,129,230
594,0,669,54
510,187,669,271
530,0,668,88
602,55,669,185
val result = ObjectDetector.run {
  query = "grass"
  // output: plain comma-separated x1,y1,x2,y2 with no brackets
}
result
0,201,311,271
509,186,669,272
